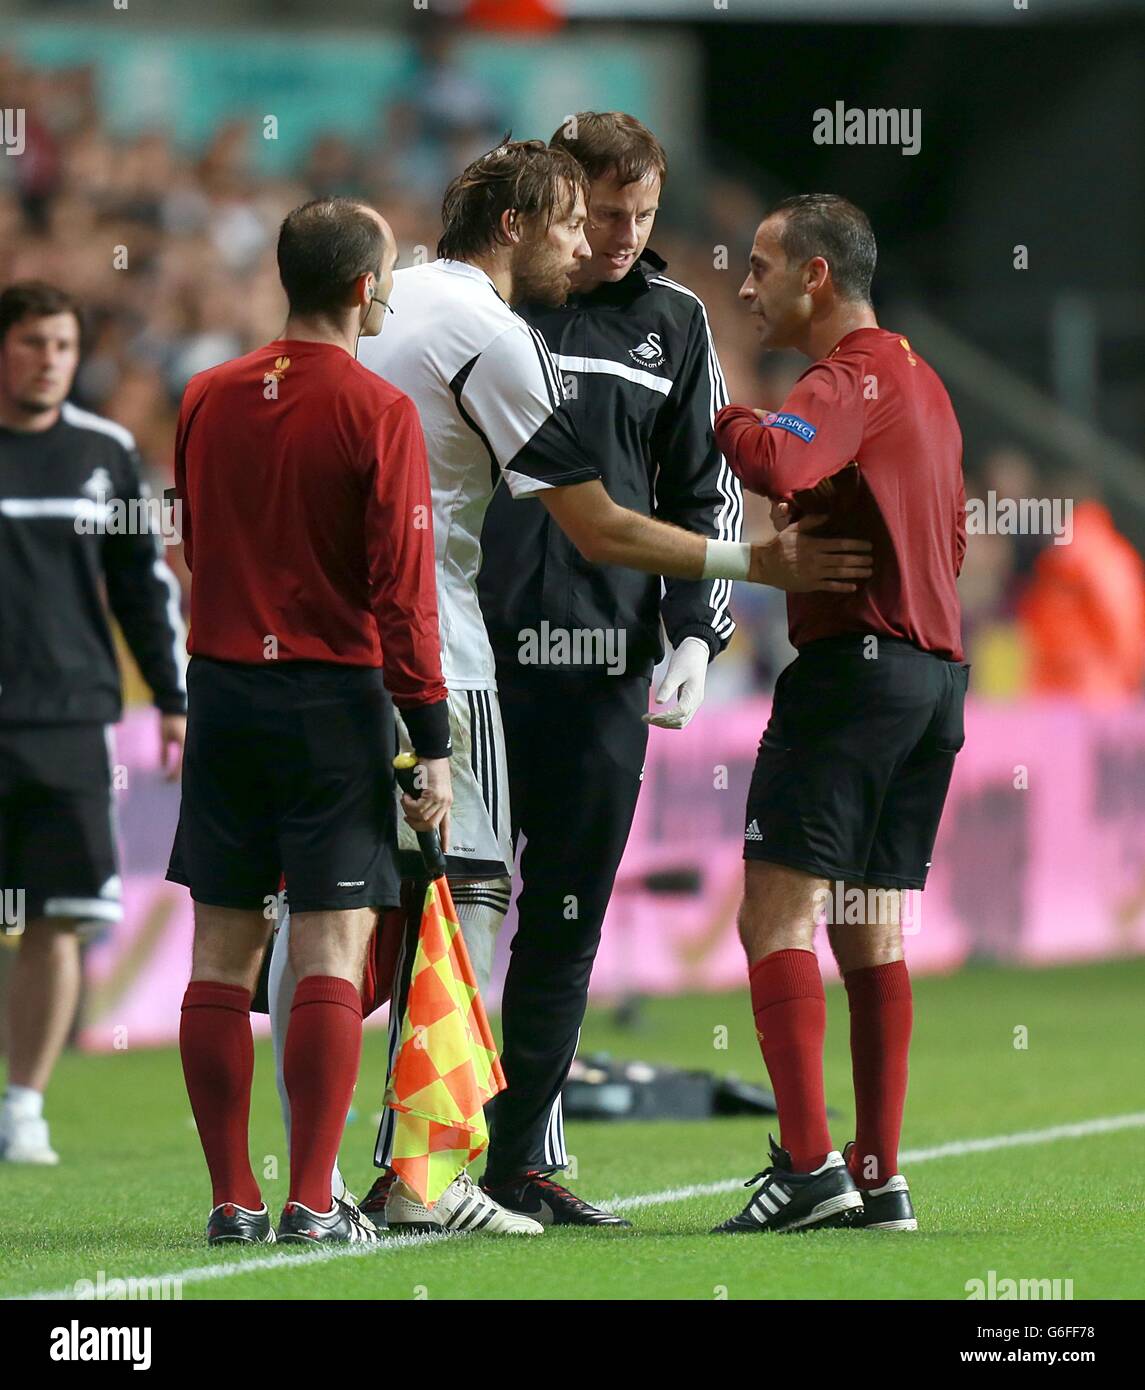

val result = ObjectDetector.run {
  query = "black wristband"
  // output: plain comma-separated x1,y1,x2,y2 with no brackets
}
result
399,698,452,761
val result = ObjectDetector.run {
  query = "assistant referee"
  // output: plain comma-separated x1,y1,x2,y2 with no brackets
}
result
168,198,451,1247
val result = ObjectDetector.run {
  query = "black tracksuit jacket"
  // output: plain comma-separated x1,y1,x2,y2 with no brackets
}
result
0,402,187,726
478,249,743,678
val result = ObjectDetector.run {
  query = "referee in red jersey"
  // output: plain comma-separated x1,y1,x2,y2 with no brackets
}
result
711,196,968,1235
168,199,451,1246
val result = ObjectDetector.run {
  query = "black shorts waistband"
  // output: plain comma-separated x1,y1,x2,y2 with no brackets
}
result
187,656,392,716
794,634,956,663
189,655,387,688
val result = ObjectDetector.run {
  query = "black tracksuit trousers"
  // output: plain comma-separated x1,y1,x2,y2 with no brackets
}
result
483,663,651,1183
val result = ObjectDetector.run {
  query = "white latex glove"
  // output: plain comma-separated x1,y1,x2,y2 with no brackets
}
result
643,636,710,730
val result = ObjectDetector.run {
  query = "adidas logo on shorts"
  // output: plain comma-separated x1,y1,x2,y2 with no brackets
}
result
745,819,764,842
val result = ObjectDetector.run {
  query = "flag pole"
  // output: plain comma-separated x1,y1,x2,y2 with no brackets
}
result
393,751,447,882
386,751,506,1208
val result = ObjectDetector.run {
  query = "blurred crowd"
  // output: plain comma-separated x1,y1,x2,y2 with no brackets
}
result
3,45,1142,702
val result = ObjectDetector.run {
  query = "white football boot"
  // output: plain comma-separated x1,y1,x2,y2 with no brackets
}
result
387,1170,543,1235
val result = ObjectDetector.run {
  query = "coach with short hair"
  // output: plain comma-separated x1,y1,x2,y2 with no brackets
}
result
168,198,451,1247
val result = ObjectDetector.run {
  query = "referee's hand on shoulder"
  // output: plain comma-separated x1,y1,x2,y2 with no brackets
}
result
401,757,453,852
749,515,874,594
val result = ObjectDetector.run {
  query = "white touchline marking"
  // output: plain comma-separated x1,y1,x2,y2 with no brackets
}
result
605,1111,1145,1212
9,1110,1145,1299
13,1229,451,1300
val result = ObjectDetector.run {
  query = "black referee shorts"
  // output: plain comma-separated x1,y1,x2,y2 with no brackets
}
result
744,635,970,890
167,657,400,915
0,723,121,929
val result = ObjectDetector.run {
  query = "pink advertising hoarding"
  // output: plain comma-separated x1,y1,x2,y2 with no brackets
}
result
580,698,1145,998
77,699,1145,1052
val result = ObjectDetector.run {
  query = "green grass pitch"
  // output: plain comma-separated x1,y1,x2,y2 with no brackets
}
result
3,958,1144,1301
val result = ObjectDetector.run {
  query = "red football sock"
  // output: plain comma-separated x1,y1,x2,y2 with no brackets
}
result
179,981,261,1210
284,975,363,1212
844,960,913,1189
748,949,832,1172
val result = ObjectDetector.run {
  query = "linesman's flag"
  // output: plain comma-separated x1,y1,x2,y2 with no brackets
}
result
383,877,506,1207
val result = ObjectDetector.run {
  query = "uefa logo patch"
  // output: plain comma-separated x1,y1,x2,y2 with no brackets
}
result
758,411,817,443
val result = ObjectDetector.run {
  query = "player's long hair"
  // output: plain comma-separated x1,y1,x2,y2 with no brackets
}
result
437,137,589,262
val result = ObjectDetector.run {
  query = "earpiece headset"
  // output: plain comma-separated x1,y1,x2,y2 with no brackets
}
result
355,280,376,356
355,275,393,356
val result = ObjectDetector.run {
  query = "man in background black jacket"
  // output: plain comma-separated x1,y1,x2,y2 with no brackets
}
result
477,113,743,1224
0,281,186,1165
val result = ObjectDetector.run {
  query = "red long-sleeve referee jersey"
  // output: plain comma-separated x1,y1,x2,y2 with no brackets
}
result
174,338,448,722
716,327,966,662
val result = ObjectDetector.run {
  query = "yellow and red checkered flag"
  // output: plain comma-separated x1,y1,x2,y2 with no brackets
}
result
383,874,506,1207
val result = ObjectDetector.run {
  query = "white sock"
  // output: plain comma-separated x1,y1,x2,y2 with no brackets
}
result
4,1085,44,1120
451,878,511,999
268,909,346,1203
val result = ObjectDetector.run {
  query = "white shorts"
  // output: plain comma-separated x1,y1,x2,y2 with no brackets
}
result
395,688,512,881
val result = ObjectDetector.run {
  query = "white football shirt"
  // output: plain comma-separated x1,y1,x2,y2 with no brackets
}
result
357,259,599,690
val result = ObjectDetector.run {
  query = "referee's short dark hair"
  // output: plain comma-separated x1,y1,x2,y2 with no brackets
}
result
438,138,589,262
549,111,668,189
768,194,877,304
277,198,385,317
0,281,83,345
